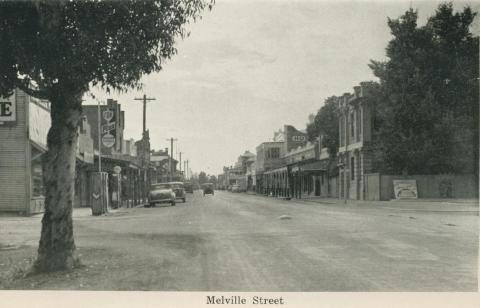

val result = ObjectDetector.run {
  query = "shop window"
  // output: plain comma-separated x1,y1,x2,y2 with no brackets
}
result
350,113,355,138
267,147,280,159
351,157,355,180
339,118,343,146
31,155,45,198
356,109,361,142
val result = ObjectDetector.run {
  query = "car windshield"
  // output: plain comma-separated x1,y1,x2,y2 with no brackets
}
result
151,183,170,190
170,184,183,189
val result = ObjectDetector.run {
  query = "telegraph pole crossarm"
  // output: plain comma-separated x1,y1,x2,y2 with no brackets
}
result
134,94,156,134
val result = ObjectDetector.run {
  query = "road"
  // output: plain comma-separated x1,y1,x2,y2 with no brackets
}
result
0,191,477,291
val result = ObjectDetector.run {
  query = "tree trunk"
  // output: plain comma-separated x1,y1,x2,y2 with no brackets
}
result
34,89,83,272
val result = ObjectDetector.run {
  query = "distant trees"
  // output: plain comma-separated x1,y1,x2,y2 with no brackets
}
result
209,175,218,186
198,171,208,185
369,3,479,175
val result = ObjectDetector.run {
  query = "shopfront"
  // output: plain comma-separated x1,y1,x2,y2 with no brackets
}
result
0,89,95,215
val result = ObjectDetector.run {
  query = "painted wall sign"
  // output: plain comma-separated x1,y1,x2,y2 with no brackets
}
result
393,180,418,199
0,94,16,124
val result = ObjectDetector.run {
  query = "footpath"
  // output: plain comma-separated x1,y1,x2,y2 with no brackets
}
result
296,196,479,213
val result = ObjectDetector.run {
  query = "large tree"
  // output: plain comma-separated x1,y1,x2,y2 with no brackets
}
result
0,0,212,272
369,3,478,175
306,96,339,158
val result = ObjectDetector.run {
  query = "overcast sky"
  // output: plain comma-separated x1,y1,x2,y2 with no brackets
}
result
88,0,479,176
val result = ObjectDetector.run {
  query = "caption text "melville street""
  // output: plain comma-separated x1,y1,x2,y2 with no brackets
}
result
207,295,285,305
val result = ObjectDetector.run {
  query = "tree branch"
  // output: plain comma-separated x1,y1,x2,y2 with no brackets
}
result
14,79,50,100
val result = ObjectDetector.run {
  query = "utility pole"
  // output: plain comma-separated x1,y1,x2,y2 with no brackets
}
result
186,160,189,180
97,99,102,172
184,160,187,180
166,138,177,182
179,152,182,175
134,94,156,134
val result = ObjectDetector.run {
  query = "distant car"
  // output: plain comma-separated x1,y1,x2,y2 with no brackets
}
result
184,182,194,193
168,182,186,202
147,183,176,207
202,183,214,196
231,184,241,193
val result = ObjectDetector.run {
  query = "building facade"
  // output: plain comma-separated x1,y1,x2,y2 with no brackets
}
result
0,89,94,215
337,83,375,200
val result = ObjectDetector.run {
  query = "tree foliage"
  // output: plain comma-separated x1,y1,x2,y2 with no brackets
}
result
306,96,339,157
369,3,478,175
0,0,213,272
0,0,213,97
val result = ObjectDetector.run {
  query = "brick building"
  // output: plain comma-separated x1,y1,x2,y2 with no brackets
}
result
337,83,377,200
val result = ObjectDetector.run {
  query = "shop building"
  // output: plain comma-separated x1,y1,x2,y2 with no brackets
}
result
82,100,149,208
0,89,94,215
255,125,309,195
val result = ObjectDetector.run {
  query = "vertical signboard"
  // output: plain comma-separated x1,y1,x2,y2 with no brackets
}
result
101,108,116,149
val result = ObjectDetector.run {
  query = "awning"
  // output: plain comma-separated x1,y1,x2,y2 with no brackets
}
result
289,160,328,173
301,160,328,172
264,166,288,175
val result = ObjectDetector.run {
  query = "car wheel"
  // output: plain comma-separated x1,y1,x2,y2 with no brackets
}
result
182,198,186,203
171,201,176,206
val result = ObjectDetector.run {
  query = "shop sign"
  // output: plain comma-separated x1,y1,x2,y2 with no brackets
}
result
393,180,418,199
102,109,114,121
101,121,116,134
292,135,306,142
0,95,16,124
102,133,115,148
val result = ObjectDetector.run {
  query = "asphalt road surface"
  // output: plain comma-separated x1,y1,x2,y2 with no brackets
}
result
1,191,477,291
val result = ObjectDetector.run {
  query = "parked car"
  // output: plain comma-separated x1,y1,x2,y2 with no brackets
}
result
231,184,241,193
147,183,176,207
202,183,214,196
168,181,186,202
184,181,194,193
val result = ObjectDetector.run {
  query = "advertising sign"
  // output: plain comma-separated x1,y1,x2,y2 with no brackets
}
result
393,180,418,199
113,166,122,174
101,122,116,134
0,94,16,124
102,133,115,148
102,109,114,121
29,100,51,149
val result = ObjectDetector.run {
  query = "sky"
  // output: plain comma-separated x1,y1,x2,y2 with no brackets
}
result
88,0,479,176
